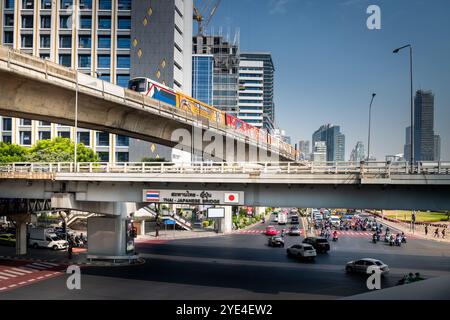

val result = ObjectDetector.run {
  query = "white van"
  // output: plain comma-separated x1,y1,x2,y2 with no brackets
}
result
29,228,68,250
330,215,341,228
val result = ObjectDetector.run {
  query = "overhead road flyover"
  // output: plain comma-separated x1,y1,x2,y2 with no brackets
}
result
0,46,294,162
1,161,450,211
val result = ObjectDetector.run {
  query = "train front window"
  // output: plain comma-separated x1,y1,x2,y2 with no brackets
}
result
128,79,147,92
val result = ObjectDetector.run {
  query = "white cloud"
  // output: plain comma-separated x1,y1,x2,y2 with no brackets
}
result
269,0,290,15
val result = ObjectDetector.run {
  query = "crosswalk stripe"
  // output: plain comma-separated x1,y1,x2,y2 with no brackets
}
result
3,270,27,276
24,265,47,270
18,267,38,272
30,262,53,268
37,262,58,267
0,272,18,278
11,267,33,274
0,275,9,280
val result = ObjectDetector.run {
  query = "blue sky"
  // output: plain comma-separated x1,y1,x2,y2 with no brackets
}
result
208,0,450,160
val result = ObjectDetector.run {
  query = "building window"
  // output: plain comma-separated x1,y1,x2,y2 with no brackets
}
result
59,54,71,67
41,0,52,9
116,55,130,68
79,0,91,10
58,131,70,139
39,53,50,59
5,14,14,26
4,0,14,9
79,16,91,29
21,34,33,48
116,135,129,147
97,152,109,162
40,15,51,28
79,35,91,48
117,0,131,10
98,16,111,29
99,0,111,10
117,35,130,49
20,119,32,126
20,131,32,145
78,54,91,68
116,152,129,162
60,0,72,9
21,15,33,28
96,132,109,146
60,15,70,29
2,118,12,131
4,32,13,44
59,35,71,48
39,121,51,126
118,16,131,29
97,35,111,48
116,75,129,88
2,135,12,144
38,131,51,140
98,74,110,82
97,55,110,68
40,35,50,48
77,132,90,146
22,0,34,9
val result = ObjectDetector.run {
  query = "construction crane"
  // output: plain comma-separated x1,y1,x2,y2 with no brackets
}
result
193,0,222,35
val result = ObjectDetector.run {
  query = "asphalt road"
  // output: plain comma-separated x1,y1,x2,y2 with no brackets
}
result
1,213,450,299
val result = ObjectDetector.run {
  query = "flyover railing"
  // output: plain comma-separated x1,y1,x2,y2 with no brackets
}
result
1,161,449,176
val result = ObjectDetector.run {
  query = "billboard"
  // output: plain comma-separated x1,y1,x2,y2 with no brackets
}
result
142,190,245,205
207,208,225,218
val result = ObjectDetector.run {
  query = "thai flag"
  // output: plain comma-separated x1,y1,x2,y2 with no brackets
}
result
146,190,160,202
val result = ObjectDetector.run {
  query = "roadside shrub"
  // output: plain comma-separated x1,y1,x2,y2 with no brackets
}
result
202,221,210,228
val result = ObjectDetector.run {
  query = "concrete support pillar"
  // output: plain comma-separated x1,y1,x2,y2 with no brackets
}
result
218,206,233,234
9,213,31,256
140,219,146,235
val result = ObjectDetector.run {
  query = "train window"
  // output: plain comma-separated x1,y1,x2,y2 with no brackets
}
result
156,89,176,106
128,79,147,92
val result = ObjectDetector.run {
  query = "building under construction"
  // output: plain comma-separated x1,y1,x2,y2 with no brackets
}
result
193,32,240,115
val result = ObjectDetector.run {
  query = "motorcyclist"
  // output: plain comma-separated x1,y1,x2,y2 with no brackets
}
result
281,229,286,237
372,232,377,243
332,230,338,240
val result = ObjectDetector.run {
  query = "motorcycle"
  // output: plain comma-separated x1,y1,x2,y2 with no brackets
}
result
332,233,338,242
372,234,378,243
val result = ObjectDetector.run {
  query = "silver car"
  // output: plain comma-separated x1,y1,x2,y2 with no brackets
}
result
345,258,389,276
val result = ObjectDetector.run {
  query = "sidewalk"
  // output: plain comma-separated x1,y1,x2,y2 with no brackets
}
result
373,216,450,243
137,229,221,242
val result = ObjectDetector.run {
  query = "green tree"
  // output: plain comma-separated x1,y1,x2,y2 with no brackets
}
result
0,142,28,163
25,137,99,162
141,157,167,162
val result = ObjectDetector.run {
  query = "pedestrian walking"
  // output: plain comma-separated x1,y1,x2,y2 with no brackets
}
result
442,228,446,239
424,224,428,236
67,241,73,260
434,228,439,238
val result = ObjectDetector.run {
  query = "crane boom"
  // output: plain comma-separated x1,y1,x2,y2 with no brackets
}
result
193,0,222,35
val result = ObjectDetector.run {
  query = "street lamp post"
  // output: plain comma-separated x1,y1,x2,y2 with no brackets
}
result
393,44,414,173
74,71,79,172
367,93,376,161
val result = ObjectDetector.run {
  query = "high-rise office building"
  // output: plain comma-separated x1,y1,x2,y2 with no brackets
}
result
240,52,275,132
312,141,326,163
192,54,214,105
349,141,365,164
192,34,240,115
312,124,346,162
128,0,193,162
404,126,411,163
298,140,310,160
413,90,435,161
0,0,193,163
238,59,264,128
434,135,441,161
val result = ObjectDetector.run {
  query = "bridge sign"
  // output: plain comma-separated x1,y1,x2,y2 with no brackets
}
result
142,190,244,205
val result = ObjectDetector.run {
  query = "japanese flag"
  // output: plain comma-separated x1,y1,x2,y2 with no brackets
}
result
224,193,239,204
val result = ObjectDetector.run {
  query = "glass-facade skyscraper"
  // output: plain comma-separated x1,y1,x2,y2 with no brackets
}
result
312,124,346,162
413,90,435,161
192,54,214,106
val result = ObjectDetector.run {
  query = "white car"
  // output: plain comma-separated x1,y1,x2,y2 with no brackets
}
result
287,244,317,260
345,258,389,276
330,215,341,227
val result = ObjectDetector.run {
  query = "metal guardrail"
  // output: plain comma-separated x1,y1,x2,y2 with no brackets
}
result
1,161,449,176
0,46,294,160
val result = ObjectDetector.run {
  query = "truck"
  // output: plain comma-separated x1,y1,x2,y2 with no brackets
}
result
29,227,68,251
278,213,287,225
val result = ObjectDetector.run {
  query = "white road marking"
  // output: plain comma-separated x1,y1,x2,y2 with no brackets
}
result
11,267,33,274
30,262,53,268
3,270,27,276
24,265,47,270
36,262,58,267
0,275,9,280
0,272,17,278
